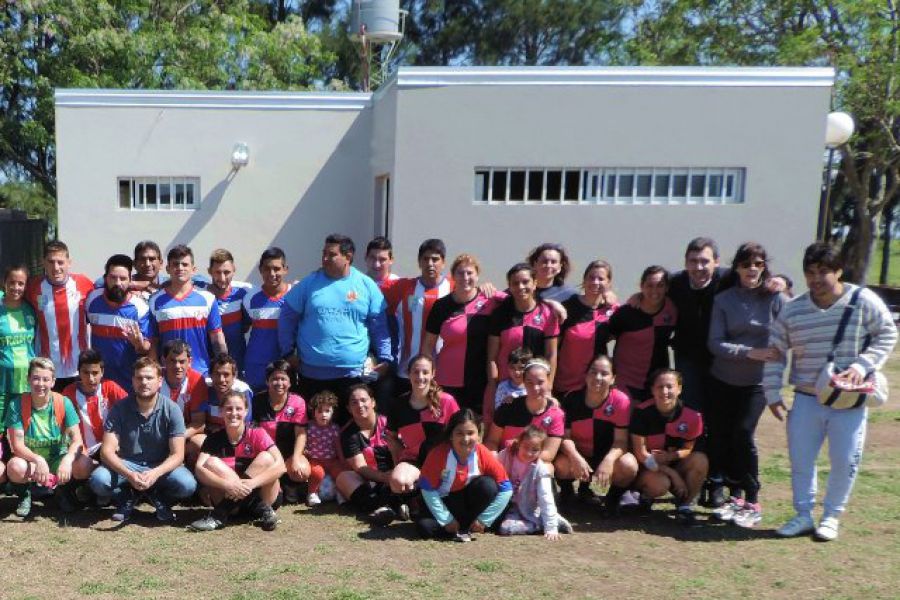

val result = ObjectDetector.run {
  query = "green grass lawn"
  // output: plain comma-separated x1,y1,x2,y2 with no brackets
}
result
867,239,900,285
1,352,899,599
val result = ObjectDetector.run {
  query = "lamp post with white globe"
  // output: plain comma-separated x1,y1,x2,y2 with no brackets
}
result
817,111,855,240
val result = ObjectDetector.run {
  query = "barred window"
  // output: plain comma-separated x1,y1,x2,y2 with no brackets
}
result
117,177,200,210
474,168,745,205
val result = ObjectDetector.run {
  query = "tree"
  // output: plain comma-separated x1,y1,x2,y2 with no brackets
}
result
401,0,636,66
0,0,334,217
628,0,900,284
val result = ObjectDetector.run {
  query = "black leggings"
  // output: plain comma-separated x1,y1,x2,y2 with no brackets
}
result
706,377,767,503
441,476,499,529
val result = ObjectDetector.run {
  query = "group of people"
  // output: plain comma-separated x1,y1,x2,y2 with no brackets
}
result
0,232,894,542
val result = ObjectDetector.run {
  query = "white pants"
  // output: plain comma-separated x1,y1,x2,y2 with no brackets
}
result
787,392,867,519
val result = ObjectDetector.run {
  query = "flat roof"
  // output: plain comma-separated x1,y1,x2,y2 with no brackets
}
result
392,66,835,88
56,66,834,110
54,89,373,110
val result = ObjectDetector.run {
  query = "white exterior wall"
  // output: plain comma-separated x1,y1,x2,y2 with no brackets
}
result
56,92,373,283
385,68,832,289
56,67,833,290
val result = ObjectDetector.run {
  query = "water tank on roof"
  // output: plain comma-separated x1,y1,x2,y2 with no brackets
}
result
350,0,402,42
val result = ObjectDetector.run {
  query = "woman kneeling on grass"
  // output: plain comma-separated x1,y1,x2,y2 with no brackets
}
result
554,355,638,514
190,390,285,532
630,368,708,526
335,384,399,527
6,357,93,517
417,409,511,542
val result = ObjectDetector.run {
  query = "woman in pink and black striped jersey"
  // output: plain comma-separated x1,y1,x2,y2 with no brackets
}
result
485,358,564,471
555,260,618,396
608,265,677,403
423,254,504,414
484,264,559,426
385,355,459,497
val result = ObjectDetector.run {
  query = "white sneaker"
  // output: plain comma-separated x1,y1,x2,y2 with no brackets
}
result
732,503,762,529
712,497,744,522
776,514,815,537
307,492,322,507
815,516,840,541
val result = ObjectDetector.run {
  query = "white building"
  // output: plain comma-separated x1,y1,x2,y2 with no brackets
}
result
55,66,833,288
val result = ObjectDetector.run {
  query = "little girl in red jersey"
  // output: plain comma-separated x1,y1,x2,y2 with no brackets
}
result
305,390,342,506
418,409,512,541
498,426,573,540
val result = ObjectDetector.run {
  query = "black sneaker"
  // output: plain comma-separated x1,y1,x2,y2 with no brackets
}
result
148,493,175,523
708,485,727,509
636,496,654,514
282,482,300,505
557,480,576,504
416,517,442,539
256,505,279,532
112,490,137,522
369,506,396,527
675,507,699,527
55,486,78,514
577,483,600,505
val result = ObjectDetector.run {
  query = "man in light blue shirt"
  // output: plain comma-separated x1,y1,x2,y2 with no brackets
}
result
278,234,391,423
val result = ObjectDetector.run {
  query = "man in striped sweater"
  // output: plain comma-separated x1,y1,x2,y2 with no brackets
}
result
764,242,896,541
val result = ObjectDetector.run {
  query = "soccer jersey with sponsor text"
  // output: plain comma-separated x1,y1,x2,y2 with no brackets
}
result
0,301,36,423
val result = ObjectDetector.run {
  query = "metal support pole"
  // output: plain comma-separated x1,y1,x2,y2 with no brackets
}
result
818,147,836,240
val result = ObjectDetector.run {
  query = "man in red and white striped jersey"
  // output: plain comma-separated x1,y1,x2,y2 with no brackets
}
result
383,239,454,394
25,240,95,391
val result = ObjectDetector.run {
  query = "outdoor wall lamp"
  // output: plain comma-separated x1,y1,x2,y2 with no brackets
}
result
817,111,855,240
231,142,250,169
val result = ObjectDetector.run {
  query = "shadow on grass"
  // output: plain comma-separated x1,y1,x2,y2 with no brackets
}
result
0,495,211,531
560,501,777,542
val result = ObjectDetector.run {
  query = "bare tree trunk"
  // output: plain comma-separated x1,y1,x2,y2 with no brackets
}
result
881,195,898,284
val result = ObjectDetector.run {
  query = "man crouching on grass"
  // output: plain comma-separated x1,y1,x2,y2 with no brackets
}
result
88,357,197,523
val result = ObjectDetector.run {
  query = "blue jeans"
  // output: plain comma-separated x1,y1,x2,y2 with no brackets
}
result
787,393,867,519
89,460,197,505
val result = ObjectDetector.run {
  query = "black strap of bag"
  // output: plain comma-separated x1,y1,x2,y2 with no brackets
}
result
824,288,867,408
